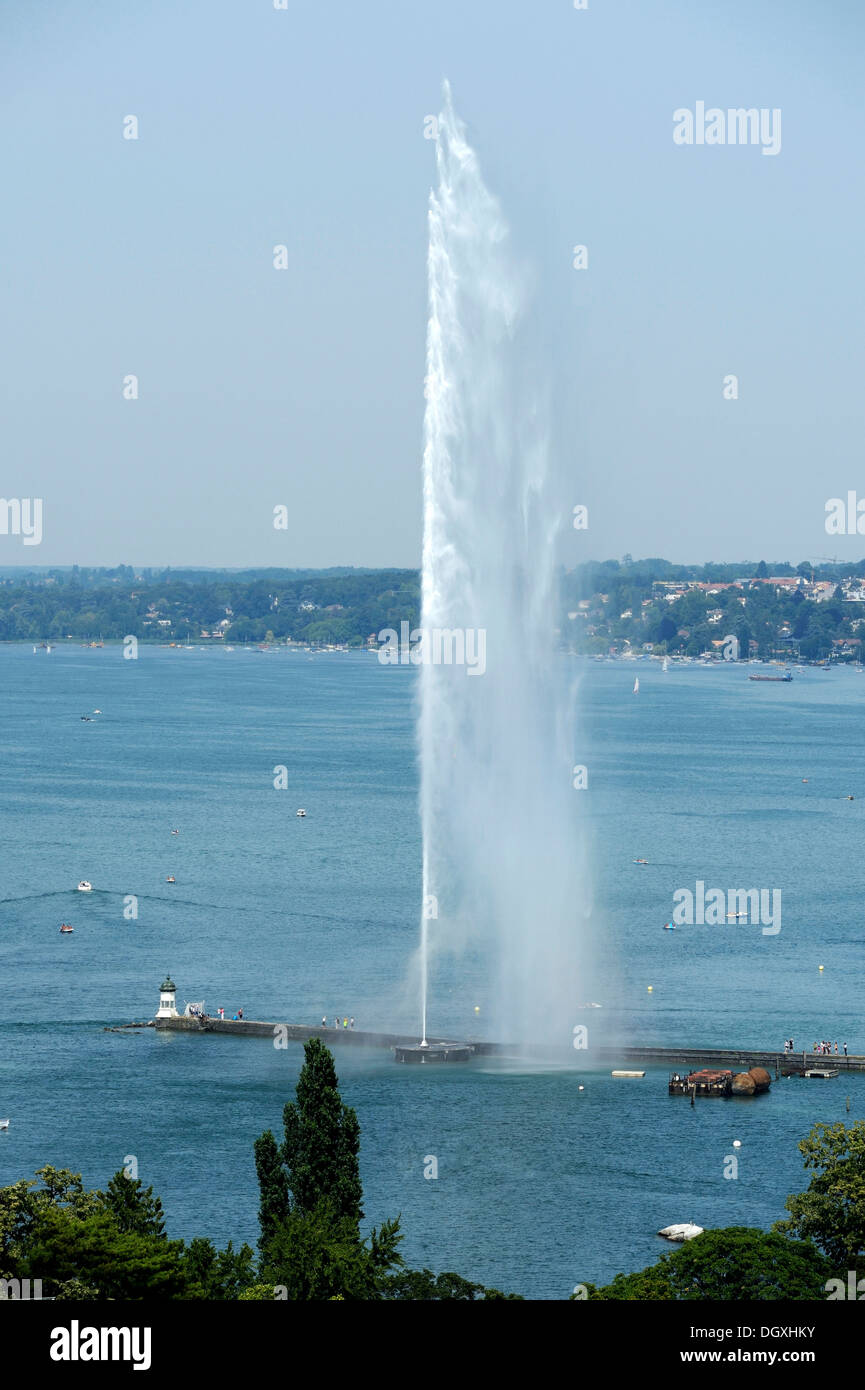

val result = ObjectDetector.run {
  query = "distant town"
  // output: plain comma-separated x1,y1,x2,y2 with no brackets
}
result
1,559,864,661
561,559,865,662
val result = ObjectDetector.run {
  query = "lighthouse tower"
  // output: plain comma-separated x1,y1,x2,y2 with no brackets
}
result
156,976,178,1019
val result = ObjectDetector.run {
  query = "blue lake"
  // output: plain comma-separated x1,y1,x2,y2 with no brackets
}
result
1,645,862,1297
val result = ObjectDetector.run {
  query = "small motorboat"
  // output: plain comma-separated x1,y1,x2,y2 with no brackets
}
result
165,875,176,884
633,858,649,865
296,809,307,817
59,923,74,933
80,716,93,722
77,880,93,892
171,828,180,835
662,921,675,931
0,1119,9,1131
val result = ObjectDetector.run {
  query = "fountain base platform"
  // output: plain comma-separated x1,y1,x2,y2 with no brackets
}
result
394,1042,474,1065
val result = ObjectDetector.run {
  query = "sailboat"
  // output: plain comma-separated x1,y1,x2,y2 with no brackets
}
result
662,656,669,672
633,677,639,694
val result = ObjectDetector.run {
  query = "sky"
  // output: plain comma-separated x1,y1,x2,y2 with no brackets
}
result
1,0,863,569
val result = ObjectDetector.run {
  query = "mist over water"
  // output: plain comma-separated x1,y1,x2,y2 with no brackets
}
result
418,86,591,1048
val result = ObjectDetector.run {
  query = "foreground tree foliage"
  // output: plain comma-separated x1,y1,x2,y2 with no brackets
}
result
774,1120,865,1267
384,1268,521,1300
577,1228,833,1301
0,1167,252,1300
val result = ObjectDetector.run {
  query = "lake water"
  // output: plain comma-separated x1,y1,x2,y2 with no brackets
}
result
1,645,862,1297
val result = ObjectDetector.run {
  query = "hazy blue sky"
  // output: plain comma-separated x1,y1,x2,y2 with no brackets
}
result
1,0,863,568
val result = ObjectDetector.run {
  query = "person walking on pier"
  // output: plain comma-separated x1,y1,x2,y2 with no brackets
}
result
343,1017,348,1029
322,1015,327,1028
844,1042,848,1057
350,1017,355,1029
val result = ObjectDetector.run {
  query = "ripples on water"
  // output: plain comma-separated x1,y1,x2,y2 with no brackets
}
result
0,646,862,1296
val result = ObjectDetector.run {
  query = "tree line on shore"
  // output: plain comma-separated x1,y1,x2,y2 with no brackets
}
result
2,1038,864,1300
2,559,865,658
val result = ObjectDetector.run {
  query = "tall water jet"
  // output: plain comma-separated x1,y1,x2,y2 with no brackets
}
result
419,86,591,1050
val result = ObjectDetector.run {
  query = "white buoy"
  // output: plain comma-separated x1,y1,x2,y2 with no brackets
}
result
733,1139,742,1148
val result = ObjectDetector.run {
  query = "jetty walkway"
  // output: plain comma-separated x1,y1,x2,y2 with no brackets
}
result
148,1018,865,1072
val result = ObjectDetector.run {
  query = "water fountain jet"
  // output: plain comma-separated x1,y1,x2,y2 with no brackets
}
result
413,83,590,1056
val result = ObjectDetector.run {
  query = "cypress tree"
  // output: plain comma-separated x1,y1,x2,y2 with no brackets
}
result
281,1038,364,1226
253,1130,289,1248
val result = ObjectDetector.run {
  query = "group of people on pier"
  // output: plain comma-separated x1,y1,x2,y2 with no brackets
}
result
322,1016,355,1030
782,1038,848,1056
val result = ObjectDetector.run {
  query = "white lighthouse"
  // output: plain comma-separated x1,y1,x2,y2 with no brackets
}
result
156,975,178,1019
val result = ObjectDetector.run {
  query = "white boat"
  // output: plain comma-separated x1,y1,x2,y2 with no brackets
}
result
77,880,93,892
658,1223,703,1242
662,656,669,672
0,1119,9,1131
633,677,639,694
296,809,307,817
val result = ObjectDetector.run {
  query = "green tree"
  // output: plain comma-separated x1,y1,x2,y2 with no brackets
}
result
775,1121,865,1267
253,1130,289,1247
385,1268,523,1300
254,1039,406,1300
259,1205,402,1301
183,1237,256,1298
20,1207,194,1299
101,1170,166,1237
579,1228,831,1301
281,1038,364,1226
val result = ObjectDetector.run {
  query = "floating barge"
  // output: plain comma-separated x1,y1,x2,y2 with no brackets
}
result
669,1066,771,1097
669,1068,732,1096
